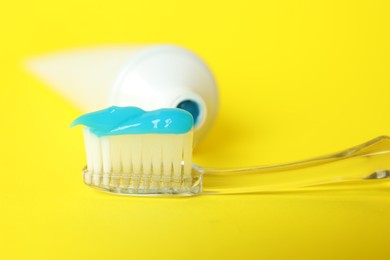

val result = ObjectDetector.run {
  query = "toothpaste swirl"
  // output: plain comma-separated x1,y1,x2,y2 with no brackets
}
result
71,106,193,137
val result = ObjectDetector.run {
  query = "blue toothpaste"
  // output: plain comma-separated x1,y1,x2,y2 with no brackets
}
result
71,106,194,137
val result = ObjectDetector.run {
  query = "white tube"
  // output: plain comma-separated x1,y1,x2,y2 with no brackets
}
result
26,45,218,144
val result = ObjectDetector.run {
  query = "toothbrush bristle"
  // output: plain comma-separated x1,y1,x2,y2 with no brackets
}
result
82,128,194,194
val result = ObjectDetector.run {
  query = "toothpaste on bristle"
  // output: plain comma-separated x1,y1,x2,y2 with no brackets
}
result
71,106,194,194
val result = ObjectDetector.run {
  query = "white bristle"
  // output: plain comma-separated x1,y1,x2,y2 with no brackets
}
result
183,132,193,186
141,136,152,190
149,135,162,190
172,135,183,190
88,131,102,186
109,137,122,187
83,128,193,194
130,135,142,189
82,128,94,184
162,135,175,190
101,137,111,186
120,137,132,187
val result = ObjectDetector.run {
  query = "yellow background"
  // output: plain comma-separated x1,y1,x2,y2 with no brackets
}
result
1,0,390,259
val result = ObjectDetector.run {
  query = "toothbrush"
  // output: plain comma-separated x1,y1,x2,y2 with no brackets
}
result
72,106,390,196
72,106,194,194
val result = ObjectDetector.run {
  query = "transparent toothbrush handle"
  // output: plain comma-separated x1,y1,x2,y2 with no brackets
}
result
198,136,390,194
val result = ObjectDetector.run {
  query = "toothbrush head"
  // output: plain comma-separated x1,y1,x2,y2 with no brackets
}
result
72,106,202,196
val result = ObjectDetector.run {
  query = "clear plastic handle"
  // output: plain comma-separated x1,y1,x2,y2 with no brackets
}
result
197,136,390,194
